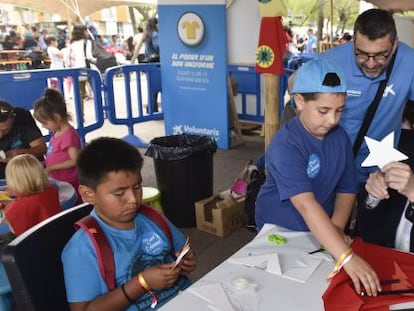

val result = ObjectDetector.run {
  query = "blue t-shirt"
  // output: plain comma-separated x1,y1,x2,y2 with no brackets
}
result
255,117,359,231
62,209,190,310
320,42,414,182
304,35,316,54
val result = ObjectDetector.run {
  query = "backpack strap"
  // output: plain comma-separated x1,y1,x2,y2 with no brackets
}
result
74,205,174,291
75,216,116,290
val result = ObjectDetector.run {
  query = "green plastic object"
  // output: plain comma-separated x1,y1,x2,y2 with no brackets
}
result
267,234,286,245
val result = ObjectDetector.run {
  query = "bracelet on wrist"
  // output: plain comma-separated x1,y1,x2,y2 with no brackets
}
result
120,283,134,305
137,272,158,308
137,272,151,291
327,247,353,279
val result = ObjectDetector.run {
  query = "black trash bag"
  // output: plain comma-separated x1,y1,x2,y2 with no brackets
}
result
145,134,217,228
145,134,217,160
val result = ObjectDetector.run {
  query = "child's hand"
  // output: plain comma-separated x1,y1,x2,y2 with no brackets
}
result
343,254,381,296
141,264,181,291
179,249,197,276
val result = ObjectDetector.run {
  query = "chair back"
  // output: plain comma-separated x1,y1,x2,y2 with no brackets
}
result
1,203,93,311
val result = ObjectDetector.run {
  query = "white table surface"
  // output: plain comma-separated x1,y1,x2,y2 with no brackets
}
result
160,224,414,311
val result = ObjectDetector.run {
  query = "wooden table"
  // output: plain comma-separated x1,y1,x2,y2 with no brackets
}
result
0,50,34,71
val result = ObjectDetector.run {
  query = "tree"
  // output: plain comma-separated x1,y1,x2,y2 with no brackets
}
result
285,0,359,35
128,4,156,35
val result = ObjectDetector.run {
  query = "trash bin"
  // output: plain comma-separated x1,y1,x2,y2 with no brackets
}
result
145,134,217,227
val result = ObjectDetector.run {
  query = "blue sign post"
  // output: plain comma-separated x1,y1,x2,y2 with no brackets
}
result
158,0,229,149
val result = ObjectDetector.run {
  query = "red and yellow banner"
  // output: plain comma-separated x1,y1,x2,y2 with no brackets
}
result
255,17,287,75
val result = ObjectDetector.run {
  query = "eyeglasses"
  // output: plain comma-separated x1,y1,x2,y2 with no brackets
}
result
354,44,393,64
0,108,12,115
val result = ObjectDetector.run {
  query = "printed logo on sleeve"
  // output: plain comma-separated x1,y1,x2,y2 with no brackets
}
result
307,154,320,179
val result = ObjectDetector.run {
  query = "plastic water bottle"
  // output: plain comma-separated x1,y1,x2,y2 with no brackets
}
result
365,194,381,209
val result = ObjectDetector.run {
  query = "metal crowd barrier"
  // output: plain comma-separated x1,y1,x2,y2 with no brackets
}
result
104,63,163,148
0,67,104,146
228,64,295,123
0,62,302,148
0,64,163,147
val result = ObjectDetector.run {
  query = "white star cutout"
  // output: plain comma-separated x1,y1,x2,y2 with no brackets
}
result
361,132,408,169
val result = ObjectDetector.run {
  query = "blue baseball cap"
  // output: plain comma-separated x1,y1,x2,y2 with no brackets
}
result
291,58,347,94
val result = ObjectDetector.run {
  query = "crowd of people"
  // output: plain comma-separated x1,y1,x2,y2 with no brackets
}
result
0,7,414,310
284,26,353,60
0,17,160,72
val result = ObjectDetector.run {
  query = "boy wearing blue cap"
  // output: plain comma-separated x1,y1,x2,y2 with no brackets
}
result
255,59,381,296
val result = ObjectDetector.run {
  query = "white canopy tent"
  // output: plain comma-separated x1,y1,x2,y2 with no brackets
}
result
0,0,156,22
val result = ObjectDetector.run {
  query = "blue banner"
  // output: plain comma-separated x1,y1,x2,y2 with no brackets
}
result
158,1,229,149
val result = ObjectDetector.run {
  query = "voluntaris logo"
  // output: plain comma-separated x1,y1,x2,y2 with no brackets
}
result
347,89,362,97
383,83,395,97
172,124,220,138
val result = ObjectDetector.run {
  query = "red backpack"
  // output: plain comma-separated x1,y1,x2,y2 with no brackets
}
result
75,205,173,291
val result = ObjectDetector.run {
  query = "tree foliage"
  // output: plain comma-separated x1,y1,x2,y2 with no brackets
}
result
128,4,157,34
285,0,359,35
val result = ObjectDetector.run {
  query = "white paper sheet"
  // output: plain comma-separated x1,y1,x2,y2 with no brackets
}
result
227,230,323,283
189,283,235,311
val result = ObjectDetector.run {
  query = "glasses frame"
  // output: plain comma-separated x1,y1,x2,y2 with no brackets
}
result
354,42,394,64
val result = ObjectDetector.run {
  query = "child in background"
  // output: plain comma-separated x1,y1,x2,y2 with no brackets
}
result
62,137,196,310
61,39,73,98
46,36,64,89
34,88,81,192
255,59,381,296
3,154,61,236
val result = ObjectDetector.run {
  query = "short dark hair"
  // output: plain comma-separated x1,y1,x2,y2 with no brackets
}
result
0,100,15,122
45,36,57,46
77,137,144,190
354,9,396,43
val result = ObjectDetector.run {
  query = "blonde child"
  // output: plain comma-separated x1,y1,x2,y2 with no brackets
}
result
3,154,61,236
34,88,81,191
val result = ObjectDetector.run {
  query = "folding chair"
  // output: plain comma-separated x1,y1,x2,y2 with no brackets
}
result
1,203,93,311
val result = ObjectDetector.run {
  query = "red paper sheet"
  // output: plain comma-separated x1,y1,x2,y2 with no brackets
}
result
323,238,414,311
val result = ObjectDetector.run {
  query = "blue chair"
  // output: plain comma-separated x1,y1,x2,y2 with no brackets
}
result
1,203,93,311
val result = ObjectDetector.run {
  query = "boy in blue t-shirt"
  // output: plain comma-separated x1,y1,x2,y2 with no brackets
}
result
255,59,381,296
62,137,196,310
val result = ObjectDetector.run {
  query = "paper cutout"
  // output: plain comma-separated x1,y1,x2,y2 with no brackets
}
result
227,253,272,270
171,237,190,269
392,262,412,292
361,132,408,169
228,252,322,283
189,284,235,311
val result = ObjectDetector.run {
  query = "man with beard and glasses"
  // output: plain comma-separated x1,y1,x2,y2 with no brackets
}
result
319,9,414,183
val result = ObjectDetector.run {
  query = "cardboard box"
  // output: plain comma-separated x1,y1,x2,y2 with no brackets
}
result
195,191,245,237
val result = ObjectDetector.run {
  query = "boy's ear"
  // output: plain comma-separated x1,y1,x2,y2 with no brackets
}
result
293,94,305,111
78,185,96,204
